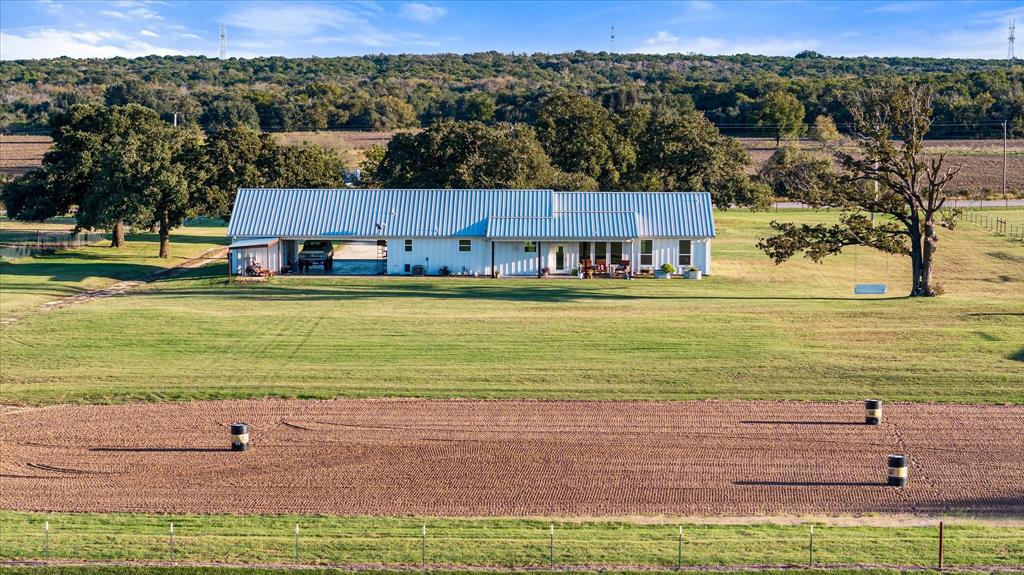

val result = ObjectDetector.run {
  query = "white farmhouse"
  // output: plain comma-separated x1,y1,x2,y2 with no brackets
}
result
227,188,715,277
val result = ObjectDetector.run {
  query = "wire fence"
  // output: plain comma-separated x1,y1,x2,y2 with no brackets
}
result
0,229,106,261
2,519,1022,569
958,208,1024,242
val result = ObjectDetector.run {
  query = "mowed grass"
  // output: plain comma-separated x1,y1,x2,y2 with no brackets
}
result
0,222,228,318
0,570,1003,575
1,511,1022,567
0,210,1021,406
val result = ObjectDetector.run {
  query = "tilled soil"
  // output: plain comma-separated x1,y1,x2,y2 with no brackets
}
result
1,399,1021,517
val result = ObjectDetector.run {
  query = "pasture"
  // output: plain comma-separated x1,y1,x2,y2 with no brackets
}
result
1,209,1021,406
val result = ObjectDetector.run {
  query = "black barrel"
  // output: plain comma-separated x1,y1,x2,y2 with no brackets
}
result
865,399,882,425
231,422,250,451
887,454,907,487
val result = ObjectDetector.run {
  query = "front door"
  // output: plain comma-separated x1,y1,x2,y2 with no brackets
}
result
554,245,565,272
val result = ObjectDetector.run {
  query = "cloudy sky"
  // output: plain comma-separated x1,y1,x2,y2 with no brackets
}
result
1,0,1022,60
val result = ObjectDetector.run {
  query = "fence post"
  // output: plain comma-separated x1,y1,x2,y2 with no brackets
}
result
169,522,174,562
549,524,554,566
677,526,682,570
44,520,49,562
808,525,814,567
295,524,300,562
938,521,944,570
421,524,426,568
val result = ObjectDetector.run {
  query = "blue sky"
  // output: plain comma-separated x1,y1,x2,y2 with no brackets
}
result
1,0,1022,60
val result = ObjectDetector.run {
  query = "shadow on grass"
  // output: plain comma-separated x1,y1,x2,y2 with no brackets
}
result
142,266,913,304
1011,348,1024,362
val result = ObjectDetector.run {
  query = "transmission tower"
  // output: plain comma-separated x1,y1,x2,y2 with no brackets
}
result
610,24,615,53
219,24,227,59
1010,19,1016,62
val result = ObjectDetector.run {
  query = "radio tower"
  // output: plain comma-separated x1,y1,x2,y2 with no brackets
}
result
219,24,227,59
1010,19,1016,62
609,24,615,53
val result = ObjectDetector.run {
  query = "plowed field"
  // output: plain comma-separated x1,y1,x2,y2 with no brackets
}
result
2,399,1021,517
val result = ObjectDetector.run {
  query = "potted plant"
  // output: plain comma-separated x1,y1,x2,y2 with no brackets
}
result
655,263,675,279
684,265,702,280
572,267,583,279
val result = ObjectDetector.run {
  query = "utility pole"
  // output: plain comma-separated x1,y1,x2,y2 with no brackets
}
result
219,24,227,59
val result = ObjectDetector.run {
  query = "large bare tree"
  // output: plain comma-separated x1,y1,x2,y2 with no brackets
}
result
758,82,962,296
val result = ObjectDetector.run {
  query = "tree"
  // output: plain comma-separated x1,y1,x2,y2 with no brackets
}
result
758,91,806,145
535,93,634,189
201,93,260,131
757,82,962,297
374,120,594,190
810,114,841,146
758,144,835,201
622,105,772,209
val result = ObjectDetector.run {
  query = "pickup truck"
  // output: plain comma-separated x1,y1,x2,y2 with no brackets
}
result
297,240,334,272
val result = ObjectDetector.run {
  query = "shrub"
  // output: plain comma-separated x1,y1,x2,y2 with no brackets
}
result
660,263,675,274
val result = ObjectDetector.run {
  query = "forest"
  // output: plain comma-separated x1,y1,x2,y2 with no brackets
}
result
1,51,1021,138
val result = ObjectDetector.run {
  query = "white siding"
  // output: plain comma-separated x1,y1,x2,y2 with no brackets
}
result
646,238,711,275
388,237,490,275
229,243,280,275
494,241,541,276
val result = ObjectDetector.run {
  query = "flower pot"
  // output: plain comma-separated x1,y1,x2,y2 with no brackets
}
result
654,270,672,279
684,270,702,280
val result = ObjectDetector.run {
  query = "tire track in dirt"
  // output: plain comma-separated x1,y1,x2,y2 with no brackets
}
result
2,399,1021,517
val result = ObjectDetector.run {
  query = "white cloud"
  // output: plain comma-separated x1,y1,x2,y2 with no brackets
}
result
868,2,934,14
226,4,361,34
0,28,193,59
689,1,716,12
634,30,816,56
140,29,158,37
101,10,129,19
399,2,447,23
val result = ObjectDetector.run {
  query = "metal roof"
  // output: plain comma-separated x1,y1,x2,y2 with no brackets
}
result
228,189,715,239
487,212,638,240
227,237,279,249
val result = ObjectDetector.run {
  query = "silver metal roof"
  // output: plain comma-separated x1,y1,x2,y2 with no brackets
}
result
228,189,715,239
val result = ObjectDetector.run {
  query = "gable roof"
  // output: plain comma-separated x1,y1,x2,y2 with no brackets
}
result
227,188,715,239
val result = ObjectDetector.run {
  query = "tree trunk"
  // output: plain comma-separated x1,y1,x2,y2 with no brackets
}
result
111,221,126,248
920,218,938,296
158,212,170,258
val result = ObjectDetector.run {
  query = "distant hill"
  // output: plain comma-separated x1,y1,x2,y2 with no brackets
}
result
1,52,1020,138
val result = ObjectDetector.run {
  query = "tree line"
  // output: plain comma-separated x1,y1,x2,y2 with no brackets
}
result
2,104,346,256
2,52,1021,137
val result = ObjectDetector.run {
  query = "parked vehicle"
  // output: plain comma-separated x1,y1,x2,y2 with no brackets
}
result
297,240,334,272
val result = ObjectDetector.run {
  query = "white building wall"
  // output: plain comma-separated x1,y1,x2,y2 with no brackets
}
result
379,236,712,276
387,237,490,275
229,243,280,275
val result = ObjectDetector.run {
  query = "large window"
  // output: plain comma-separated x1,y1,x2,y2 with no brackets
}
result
579,242,591,261
595,242,607,262
678,240,692,267
524,241,537,253
610,241,623,265
404,239,413,252
458,239,472,252
640,240,653,266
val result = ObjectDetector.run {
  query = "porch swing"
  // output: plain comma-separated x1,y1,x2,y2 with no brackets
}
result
852,244,891,295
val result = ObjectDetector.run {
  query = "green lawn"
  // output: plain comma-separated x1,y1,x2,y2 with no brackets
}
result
0,210,1021,406
0,222,228,318
0,569,999,575
1,511,1021,568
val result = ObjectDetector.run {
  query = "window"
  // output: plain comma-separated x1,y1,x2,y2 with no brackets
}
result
404,263,411,273
595,242,607,262
678,240,692,267
610,242,623,265
404,239,413,252
640,240,653,266
578,242,591,261
524,241,537,253
458,240,472,252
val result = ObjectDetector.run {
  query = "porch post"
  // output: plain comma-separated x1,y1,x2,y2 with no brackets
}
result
491,241,496,278
537,241,542,278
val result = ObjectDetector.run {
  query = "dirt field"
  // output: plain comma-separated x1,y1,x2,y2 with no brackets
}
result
2,399,1021,517
0,135,50,177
